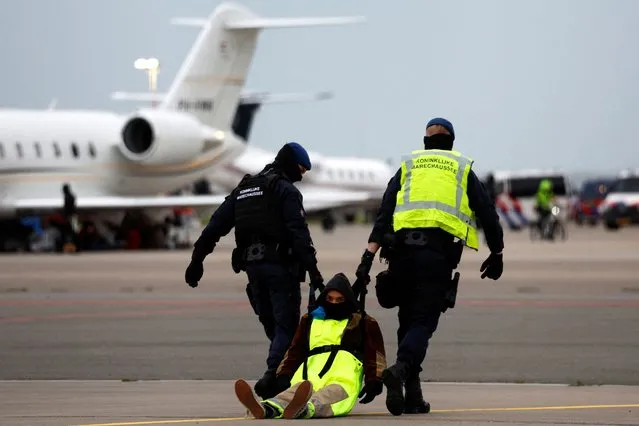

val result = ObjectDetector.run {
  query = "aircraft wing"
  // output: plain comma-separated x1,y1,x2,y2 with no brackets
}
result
298,189,375,212
9,195,228,213
5,189,374,215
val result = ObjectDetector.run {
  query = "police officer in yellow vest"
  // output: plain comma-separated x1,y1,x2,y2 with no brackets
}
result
355,117,505,416
233,273,387,419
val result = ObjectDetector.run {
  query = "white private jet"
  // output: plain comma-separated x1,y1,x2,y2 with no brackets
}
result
213,146,393,224
0,2,368,226
201,93,394,225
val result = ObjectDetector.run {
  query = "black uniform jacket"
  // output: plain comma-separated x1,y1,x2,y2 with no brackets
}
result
191,171,317,269
368,167,504,254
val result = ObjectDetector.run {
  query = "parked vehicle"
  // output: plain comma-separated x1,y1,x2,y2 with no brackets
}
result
570,178,614,226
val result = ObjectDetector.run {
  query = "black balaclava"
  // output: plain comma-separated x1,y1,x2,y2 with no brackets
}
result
273,144,303,182
423,133,454,150
317,273,359,320
423,117,455,151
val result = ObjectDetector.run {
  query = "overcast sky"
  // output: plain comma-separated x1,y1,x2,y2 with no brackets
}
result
1,0,638,175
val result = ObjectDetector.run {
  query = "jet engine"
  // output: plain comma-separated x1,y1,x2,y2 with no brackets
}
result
118,109,209,165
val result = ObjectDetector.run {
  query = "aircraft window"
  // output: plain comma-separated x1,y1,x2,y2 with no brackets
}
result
34,142,41,158
349,170,354,180
88,142,96,158
368,171,375,181
326,169,333,179
71,142,79,158
16,142,23,158
53,142,61,157
338,169,344,180
0,143,4,158
359,171,365,181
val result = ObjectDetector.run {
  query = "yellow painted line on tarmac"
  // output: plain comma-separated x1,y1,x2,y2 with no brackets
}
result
72,403,639,426
428,403,639,413
73,419,246,426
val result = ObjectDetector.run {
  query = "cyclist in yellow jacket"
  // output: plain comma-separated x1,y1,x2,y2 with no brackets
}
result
534,178,555,230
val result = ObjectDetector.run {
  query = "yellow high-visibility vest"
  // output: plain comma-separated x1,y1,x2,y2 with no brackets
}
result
289,317,364,417
393,149,479,250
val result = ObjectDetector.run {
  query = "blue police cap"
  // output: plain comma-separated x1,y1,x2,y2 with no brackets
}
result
285,142,312,170
426,117,455,142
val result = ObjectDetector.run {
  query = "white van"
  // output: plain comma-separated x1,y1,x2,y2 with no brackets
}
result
599,169,639,230
491,169,573,223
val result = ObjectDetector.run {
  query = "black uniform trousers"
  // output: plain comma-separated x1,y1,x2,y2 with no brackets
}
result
389,246,452,376
245,262,301,370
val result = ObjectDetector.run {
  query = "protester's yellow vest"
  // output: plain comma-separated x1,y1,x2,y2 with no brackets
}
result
289,317,364,416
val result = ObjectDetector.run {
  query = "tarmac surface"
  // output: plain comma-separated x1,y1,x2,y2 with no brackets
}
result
1,223,639,425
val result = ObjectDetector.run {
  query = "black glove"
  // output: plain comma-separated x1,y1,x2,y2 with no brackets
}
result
185,260,203,288
254,372,290,399
480,252,503,280
351,278,364,299
274,374,291,394
254,370,277,399
309,267,325,292
358,380,383,404
355,249,375,282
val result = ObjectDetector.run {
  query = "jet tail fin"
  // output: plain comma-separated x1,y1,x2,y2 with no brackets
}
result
160,3,365,131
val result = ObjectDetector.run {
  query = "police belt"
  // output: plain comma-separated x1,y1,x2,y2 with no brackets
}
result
243,242,287,263
395,228,448,252
394,228,463,268
302,344,364,380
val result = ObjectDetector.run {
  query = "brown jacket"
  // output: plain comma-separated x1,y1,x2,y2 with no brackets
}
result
276,312,386,384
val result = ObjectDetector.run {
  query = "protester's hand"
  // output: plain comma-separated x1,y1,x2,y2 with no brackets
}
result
185,260,203,288
274,375,291,394
480,252,503,280
358,380,383,404
254,373,277,399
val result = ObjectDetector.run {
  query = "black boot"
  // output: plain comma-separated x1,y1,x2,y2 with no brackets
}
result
254,368,277,399
382,362,409,416
404,374,431,414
